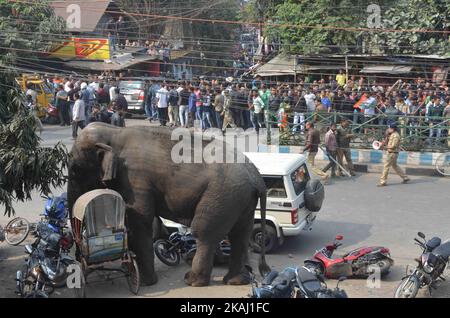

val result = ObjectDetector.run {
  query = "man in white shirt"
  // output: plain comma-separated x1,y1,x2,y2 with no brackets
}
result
156,84,169,126
72,92,86,139
304,89,316,113
109,81,118,102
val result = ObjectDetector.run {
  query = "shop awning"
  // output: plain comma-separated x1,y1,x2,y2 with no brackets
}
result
360,65,413,74
256,54,297,77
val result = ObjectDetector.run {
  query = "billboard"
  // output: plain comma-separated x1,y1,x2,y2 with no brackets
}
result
51,38,110,60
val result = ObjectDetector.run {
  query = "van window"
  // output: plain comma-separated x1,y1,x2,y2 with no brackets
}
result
263,177,287,198
291,164,310,195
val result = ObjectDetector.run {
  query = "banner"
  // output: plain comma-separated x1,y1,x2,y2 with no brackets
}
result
51,38,110,60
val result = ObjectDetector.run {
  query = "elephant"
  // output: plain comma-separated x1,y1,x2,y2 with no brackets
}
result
67,122,270,287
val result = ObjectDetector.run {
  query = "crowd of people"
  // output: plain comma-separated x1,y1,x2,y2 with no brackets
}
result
142,72,450,140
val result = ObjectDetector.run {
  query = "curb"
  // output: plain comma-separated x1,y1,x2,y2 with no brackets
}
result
257,145,445,178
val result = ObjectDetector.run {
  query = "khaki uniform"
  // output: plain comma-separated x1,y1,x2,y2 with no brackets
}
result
379,131,408,185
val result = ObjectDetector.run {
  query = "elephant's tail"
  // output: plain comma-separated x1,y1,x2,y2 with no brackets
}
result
258,190,271,277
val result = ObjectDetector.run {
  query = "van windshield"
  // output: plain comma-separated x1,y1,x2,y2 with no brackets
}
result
263,177,287,198
291,164,310,195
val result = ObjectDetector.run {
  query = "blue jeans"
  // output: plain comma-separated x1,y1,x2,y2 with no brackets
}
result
196,107,204,129
179,105,188,127
145,101,152,119
202,106,213,128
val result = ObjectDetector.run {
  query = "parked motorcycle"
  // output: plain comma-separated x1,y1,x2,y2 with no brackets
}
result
395,232,450,298
154,232,231,266
16,193,75,298
16,222,75,298
304,235,393,279
247,265,348,298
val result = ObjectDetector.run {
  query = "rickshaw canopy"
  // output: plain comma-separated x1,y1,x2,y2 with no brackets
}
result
72,189,126,237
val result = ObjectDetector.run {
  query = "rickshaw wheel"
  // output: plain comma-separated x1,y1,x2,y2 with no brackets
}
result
125,254,140,295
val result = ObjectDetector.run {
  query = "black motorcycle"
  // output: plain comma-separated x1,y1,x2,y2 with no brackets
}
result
248,265,348,298
16,221,76,298
295,267,348,298
395,232,450,298
154,231,231,266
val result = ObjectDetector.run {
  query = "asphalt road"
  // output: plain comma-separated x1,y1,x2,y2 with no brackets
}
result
1,119,449,298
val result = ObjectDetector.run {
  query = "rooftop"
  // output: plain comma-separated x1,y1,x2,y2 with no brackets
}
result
244,152,307,176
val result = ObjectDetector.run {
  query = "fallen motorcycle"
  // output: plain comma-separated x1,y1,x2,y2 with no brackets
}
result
247,265,348,298
304,235,393,279
154,231,231,266
395,232,450,298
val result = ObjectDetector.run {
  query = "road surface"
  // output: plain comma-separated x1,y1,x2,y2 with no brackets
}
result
1,119,449,298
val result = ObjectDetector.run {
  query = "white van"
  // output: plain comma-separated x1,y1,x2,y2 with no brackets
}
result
244,152,324,253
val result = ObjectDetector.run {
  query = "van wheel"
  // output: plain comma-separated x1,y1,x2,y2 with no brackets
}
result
250,224,278,254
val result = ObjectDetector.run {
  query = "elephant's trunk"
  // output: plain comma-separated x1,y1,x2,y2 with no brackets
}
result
258,190,271,277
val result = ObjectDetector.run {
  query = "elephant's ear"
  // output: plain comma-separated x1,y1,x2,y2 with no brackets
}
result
95,143,117,182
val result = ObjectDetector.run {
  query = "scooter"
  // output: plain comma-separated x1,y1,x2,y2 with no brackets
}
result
304,235,394,279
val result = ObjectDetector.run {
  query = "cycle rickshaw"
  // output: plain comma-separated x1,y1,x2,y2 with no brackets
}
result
72,189,140,297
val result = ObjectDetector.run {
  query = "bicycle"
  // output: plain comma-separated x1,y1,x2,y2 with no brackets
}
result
0,217,31,246
435,152,450,177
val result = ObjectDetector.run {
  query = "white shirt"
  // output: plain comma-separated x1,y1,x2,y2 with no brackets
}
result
26,89,38,103
156,87,169,108
72,99,86,122
109,86,118,102
252,96,264,114
304,93,316,112
64,81,72,93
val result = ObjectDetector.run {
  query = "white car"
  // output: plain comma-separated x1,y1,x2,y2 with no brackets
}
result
244,152,324,253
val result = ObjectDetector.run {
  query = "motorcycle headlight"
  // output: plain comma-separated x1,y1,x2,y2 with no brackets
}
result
421,253,434,274
423,262,434,274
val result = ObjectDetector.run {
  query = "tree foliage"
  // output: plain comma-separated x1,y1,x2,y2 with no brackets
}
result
248,0,448,55
0,0,68,216
370,0,450,55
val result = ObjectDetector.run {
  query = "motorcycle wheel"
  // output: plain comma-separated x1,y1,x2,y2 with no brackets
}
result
394,276,420,298
370,257,393,277
5,217,30,246
154,239,180,266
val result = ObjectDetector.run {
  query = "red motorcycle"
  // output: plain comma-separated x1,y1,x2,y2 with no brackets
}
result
304,235,394,279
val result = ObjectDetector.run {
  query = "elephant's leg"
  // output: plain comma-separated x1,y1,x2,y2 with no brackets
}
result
184,239,218,287
185,199,229,287
223,210,254,285
127,208,158,286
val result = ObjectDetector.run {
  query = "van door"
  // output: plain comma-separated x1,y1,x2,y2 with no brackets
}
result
262,176,292,225
288,164,310,218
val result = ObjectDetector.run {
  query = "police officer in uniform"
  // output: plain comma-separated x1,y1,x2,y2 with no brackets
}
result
377,122,410,186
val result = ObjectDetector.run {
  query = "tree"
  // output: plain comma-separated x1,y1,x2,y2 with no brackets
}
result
265,0,362,55
369,0,450,55
0,0,68,217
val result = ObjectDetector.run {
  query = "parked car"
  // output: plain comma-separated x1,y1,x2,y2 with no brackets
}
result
243,153,325,253
118,80,147,113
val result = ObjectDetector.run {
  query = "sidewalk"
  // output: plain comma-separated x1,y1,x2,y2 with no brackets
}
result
258,145,444,177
